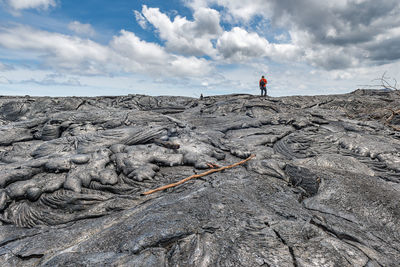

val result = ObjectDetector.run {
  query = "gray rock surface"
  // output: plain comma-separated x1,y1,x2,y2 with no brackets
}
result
0,90,399,266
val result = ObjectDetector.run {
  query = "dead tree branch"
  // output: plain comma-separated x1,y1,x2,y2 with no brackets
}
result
356,72,400,131
358,72,399,91
141,154,256,195
372,71,398,90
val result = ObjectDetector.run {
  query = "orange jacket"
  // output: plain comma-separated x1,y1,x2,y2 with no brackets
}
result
259,78,267,88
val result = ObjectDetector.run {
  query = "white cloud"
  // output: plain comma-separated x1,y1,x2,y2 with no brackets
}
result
185,0,265,22
111,30,169,65
216,27,270,61
140,5,221,57
216,27,301,63
20,73,83,86
0,66,216,97
274,33,290,43
68,21,96,37
134,10,148,29
0,25,212,77
110,30,211,76
138,5,300,64
7,0,56,10
2,57,399,98
0,25,110,74
185,0,400,70
169,55,211,76
0,62,12,71
0,76,11,84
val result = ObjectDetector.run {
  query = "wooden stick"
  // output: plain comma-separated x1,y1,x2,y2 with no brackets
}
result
141,154,256,196
386,109,396,124
391,125,400,131
385,109,400,131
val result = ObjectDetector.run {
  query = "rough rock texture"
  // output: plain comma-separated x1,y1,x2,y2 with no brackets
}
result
0,90,399,266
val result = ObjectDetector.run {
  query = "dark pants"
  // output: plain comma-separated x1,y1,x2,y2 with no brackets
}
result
260,87,267,96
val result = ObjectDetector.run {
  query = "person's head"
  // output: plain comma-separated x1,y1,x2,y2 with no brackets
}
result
262,75,264,78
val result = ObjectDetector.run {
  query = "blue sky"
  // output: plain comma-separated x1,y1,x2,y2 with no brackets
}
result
0,0,399,97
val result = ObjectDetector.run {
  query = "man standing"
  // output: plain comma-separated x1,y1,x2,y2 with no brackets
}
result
259,75,267,96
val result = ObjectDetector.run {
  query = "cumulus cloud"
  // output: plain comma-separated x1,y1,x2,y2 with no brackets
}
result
68,21,96,37
0,25,110,74
134,10,148,29
7,0,56,10
110,30,211,76
275,0,400,69
304,45,360,70
139,5,222,57
137,5,300,63
365,29,400,63
216,27,270,61
185,0,265,22
264,0,400,46
0,25,212,77
216,27,301,63
185,0,400,70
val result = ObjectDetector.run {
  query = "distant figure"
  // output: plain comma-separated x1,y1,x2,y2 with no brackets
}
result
259,75,267,96
200,93,203,100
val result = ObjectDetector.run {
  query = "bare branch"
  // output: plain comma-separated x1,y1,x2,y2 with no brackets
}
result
370,72,399,90
141,154,256,195
359,72,400,131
